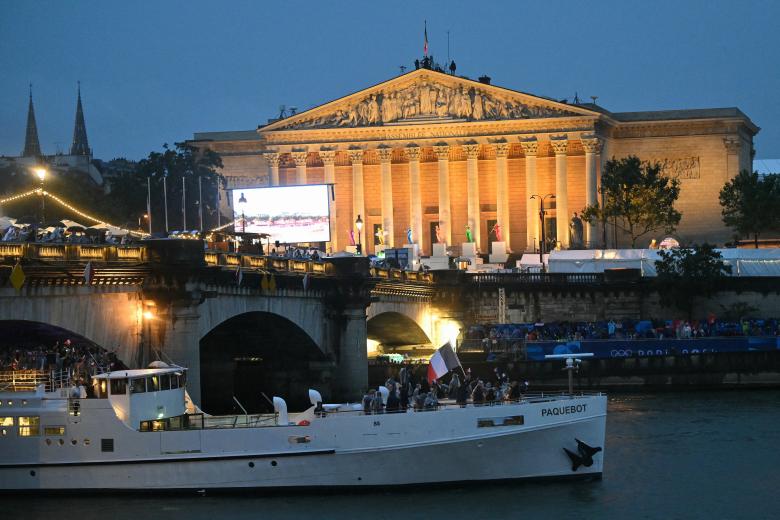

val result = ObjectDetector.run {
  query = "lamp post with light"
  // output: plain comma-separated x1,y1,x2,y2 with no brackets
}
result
355,214,363,256
238,192,247,233
34,167,47,225
530,193,555,272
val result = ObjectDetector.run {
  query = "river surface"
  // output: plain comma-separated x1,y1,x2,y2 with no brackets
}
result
7,391,779,519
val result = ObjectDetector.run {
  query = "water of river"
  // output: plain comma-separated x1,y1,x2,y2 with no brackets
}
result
7,391,779,519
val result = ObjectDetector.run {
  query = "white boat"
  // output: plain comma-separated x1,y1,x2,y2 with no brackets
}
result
0,364,606,492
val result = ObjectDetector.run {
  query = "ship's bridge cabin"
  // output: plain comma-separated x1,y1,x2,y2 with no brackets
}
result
93,364,187,430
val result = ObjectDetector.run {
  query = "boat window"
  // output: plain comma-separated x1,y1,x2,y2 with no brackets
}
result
177,372,187,387
110,378,127,396
160,374,171,391
0,416,13,436
18,416,40,437
44,426,65,436
94,379,108,399
147,376,160,392
170,374,179,389
130,378,146,394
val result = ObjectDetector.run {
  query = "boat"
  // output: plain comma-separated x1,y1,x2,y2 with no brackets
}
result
0,362,606,492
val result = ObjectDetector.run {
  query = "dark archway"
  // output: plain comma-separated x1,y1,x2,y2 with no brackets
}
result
367,311,432,355
199,312,329,415
0,320,114,371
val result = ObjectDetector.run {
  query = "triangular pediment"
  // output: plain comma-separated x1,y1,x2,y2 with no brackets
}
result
261,69,597,132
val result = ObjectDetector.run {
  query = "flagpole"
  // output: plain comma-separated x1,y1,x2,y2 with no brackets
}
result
182,174,187,231
163,172,169,233
146,176,152,234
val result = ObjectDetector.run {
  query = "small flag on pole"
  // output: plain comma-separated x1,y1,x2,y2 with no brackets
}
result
427,342,461,383
9,262,25,291
236,267,243,286
261,274,270,292
83,261,94,285
302,272,310,291
423,21,428,56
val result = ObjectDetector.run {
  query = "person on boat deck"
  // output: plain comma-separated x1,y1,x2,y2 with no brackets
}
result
448,372,461,399
471,380,485,405
371,390,384,415
423,391,438,410
362,390,375,414
385,383,401,412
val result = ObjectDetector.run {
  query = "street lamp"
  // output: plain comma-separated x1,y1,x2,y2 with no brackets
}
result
34,167,47,225
355,214,363,256
530,194,555,272
238,192,247,233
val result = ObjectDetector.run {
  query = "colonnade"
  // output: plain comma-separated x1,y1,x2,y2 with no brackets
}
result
266,134,602,253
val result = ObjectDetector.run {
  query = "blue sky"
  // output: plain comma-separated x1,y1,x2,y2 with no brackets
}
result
1,0,778,160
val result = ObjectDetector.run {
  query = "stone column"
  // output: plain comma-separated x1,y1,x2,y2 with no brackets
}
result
494,142,511,251
723,137,741,182
377,146,395,247
405,146,423,250
433,144,452,245
464,144,481,248
520,137,539,251
291,150,308,185
581,135,603,247
159,304,203,405
333,306,368,401
320,150,337,251
349,149,366,251
266,152,281,186
550,136,570,249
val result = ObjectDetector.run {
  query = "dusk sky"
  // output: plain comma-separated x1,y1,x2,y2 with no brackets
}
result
2,0,778,161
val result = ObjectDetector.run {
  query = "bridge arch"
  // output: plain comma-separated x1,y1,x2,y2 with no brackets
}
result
366,311,432,358
198,311,330,415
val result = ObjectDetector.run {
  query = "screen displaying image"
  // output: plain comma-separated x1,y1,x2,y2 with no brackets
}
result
232,184,331,243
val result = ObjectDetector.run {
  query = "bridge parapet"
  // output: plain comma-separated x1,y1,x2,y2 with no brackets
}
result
0,242,146,263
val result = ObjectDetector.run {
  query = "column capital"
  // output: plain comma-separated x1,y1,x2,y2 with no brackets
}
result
494,142,510,158
580,135,603,154
290,151,308,167
265,152,281,167
723,137,741,154
348,148,364,164
549,135,569,156
433,144,450,161
319,150,336,165
519,137,538,156
404,145,421,161
376,146,393,163
463,143,481,159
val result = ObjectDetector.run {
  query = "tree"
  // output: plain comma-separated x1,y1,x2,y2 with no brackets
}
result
581,156,681,248
654,244,732,320
719,170,780,248
130,142,224,233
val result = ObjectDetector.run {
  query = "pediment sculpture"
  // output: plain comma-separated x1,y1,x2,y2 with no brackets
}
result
272,80,580,130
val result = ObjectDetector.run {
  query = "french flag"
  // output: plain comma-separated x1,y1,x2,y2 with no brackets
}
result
427,342,461,383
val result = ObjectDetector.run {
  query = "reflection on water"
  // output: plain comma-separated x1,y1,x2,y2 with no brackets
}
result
7,391,779,520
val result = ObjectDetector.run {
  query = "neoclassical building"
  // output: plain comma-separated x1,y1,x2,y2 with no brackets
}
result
191,68,758,254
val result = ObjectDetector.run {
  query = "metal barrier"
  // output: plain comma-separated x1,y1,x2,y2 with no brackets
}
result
468,272,604,285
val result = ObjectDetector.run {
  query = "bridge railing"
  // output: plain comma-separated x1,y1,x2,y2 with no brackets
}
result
467,272,604,285
0,242,146,263
204,250,337,276
370,267,435,284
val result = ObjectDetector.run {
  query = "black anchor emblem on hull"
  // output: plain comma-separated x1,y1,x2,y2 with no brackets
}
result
563,438,602,471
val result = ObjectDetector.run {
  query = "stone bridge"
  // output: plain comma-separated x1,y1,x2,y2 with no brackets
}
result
0,241,450,411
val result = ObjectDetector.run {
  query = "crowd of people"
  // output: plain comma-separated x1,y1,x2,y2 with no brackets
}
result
0,340,127,380
362,366,529,414
465,317,780,345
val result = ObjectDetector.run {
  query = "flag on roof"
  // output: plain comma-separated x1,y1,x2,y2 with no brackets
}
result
10,262,25,291
427,342,461,383
423,21,428,56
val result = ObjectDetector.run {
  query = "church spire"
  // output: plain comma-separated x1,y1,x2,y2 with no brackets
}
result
70,81,91,156
22,84,42,157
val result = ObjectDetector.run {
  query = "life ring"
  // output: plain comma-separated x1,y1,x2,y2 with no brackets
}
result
297,419,311,426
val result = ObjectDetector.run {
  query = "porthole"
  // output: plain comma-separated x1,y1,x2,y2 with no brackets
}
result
71,439,77,446
270,460,277,467
84,439,91,446
30,470,36,477
45,438,52,446
58,439,64,446
248,462,255,468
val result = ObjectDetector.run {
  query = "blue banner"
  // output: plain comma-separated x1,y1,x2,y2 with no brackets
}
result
525,337,780,361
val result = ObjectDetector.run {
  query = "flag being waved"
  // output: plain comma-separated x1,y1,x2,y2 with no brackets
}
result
427,342,461,383
423,21,429,56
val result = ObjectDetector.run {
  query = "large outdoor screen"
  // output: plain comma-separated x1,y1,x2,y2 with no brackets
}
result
231,184,331,244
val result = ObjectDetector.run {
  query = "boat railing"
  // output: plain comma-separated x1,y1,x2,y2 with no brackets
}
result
0,370,51,392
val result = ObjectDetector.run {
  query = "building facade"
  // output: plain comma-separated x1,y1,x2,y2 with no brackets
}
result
192,68,758,254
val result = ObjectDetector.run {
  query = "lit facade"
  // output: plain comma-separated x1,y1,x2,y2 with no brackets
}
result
191,68,758,253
